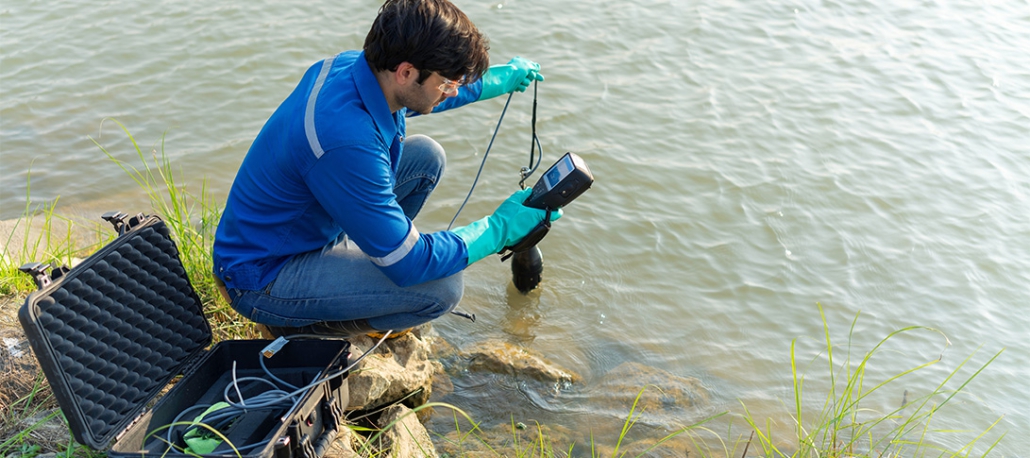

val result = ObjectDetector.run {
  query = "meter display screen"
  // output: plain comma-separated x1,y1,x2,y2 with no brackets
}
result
543,154,575,191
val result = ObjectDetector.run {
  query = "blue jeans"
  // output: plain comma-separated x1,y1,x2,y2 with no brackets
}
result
228,135,464,331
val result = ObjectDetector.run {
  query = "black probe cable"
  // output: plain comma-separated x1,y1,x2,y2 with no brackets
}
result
448,81,544,229
520,81,544,189
447,91,515,231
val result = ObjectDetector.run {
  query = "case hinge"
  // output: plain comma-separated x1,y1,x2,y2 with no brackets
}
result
18,262,69,290
115,410,148,443
178,352,206,380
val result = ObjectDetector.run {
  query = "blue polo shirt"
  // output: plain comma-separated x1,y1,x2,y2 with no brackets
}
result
213,51,483,291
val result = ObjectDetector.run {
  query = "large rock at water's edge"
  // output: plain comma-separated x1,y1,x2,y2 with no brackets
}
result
462,339,580,386
345,329,439,413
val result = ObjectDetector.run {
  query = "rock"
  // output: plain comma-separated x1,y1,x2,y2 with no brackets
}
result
375,404,438,458
579,361,713,440
346,329,437,412
594,361,710,412
12,409,67,452
325,426,360,457
426,333,459,361
462,339,580,386
0,326,36,374
429,360,453,400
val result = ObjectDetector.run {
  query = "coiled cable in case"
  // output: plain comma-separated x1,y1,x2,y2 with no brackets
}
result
161,332,390,454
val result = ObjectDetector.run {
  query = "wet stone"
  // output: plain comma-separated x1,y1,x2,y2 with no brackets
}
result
585,361,713,434
461,339,581,386
376,404,438,458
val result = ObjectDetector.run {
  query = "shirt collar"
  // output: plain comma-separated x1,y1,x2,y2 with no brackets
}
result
354,51,400,141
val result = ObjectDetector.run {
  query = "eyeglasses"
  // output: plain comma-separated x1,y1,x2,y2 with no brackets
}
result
418,69,464,95
437,76,463,95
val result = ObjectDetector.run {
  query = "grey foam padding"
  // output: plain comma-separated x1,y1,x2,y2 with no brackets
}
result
24,221,210,444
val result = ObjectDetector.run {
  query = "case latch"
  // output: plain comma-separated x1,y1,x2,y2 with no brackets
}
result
19,262,55,290
102,211,148,234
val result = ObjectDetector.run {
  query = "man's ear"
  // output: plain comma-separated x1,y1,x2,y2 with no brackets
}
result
394,62,419,85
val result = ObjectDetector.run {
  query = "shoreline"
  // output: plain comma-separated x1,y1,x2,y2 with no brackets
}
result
0,292,708,456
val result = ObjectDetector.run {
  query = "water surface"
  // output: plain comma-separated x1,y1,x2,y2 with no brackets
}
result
2,0,1026,453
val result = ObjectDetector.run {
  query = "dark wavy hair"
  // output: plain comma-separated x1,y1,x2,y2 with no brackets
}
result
364,0,490,84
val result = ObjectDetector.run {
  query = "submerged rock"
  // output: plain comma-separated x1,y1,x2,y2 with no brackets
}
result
575,360,713,441
594,361,710,412
462,339,581,386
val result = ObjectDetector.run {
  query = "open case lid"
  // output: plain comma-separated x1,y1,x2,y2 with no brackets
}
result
18,212,212,449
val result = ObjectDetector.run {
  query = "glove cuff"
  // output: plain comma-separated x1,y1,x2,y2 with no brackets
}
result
452,217,504,265
477,64,514,101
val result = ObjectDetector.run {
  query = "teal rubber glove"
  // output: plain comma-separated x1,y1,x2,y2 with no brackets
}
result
183,402,230,454
452,188,562,265
477,56,545,101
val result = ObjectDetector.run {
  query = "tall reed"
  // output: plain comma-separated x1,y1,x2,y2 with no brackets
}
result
739,303,1004,457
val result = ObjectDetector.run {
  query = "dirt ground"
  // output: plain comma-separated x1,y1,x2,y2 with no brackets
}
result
0,295,71,455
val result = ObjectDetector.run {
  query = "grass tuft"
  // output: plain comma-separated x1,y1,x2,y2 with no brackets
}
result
739,303,1003,457
0,170,108,296
88,119,252,341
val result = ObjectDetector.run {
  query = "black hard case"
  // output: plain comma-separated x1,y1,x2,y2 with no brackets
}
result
18,213,349,457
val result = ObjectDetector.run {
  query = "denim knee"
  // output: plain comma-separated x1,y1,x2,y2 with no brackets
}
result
416,273,464,320
394,134,447,219
405,134,446,175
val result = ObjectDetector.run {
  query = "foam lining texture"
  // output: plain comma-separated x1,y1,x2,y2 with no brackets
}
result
27,220,210,444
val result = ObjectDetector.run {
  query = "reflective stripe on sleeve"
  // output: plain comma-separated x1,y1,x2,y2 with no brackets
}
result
305,57,335,159
369,224,420,267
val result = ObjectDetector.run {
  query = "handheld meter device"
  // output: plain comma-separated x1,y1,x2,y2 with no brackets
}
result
523,152,593,210
502,152,593,256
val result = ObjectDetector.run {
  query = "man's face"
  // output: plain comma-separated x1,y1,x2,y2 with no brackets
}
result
399,71,458,115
